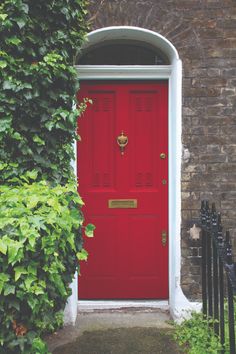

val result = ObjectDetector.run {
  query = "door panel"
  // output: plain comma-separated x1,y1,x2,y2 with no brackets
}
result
130,91,160,190
77,81,168,299
90,92,115,190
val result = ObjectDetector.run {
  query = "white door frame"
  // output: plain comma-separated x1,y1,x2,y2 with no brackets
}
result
65,26,200,324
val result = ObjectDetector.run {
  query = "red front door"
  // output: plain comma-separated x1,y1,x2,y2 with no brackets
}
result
77,81,168,299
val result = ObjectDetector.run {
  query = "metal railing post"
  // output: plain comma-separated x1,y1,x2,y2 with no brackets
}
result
200,201,236,354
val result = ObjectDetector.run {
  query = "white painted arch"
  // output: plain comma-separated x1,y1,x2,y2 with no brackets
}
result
65,26,200,324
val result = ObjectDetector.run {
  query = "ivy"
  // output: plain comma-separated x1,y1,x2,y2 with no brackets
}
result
0,0,90,353
0,179,94,353
0,0,89,184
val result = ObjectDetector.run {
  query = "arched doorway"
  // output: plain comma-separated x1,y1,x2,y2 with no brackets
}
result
64,27,197,322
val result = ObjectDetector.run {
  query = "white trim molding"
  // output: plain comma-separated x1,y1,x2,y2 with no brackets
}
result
65,26,200,325
81,26,179,63
75,65,172,80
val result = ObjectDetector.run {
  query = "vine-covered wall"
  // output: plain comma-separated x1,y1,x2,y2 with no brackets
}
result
0,1,91,353
0,0,88,184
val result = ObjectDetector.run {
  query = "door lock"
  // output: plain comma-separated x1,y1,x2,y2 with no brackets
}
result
161,230,167,246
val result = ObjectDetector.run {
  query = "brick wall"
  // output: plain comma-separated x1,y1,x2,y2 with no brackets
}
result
86,0,236,300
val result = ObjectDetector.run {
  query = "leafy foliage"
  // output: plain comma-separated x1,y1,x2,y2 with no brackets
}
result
0,178,94,353
220,298,236,354
175,301,236,353
0,0,89,184
174,312,223,354
0,0,91,352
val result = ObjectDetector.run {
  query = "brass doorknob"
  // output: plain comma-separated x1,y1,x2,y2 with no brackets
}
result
160,153,166,159
117,131,128,155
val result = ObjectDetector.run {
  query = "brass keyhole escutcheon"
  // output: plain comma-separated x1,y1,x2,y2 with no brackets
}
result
160,153,166,159
162,179,167,185
161,230,167,246
117,131,128,155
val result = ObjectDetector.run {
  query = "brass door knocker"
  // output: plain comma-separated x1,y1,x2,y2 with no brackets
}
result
117,131,128,155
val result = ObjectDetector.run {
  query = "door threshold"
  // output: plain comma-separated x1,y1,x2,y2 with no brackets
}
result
78,300,169,312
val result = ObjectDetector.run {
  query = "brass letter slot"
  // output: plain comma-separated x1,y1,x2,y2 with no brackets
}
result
108,199,137,209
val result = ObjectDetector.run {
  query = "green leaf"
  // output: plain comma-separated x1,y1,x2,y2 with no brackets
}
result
28,233,36,248
12,132,22,140
4,284,15,296
46,198,61,212
28,265,37,276
0,117,12,132
6,37,22,46
14,266,27,281
49,274,67,296
16,18,26,29
45,120,54,131
0,61,7,68
9,299,20,311
85,224,95,238
32,337,48,352
27,296,37,310
28,215,45,230
0,273,9,283
24,275,36,290
8,241,23,264
0,163,7,171
0,14,8,21
22,83,32,89
25,170,38,180
0,239,7,255
77,248,88,261
33,135,45,146
21,3,29,14
3,80,16,90
34,287,45,295
26,195,40,209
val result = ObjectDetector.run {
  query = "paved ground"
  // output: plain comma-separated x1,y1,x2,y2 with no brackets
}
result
46,308,182,354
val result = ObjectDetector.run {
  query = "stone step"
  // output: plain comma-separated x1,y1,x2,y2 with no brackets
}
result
47,303,172,352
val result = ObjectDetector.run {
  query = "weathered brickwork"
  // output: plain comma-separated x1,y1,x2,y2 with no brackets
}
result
87,0,236,300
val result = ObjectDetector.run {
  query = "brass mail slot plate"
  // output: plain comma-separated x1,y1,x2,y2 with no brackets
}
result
108,199,137,209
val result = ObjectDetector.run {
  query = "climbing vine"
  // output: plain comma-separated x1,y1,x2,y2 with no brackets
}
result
0,1,91,353
0,0,88,183
0,178,95,353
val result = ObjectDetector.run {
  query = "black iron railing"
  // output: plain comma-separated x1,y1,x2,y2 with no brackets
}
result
200,200,236,354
